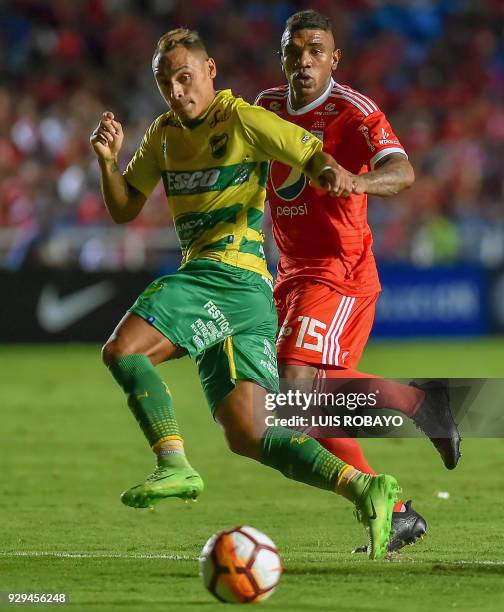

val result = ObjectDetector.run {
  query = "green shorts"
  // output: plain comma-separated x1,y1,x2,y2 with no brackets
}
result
129,260,279,413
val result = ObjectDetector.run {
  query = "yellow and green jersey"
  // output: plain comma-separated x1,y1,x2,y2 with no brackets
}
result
124,89,322,279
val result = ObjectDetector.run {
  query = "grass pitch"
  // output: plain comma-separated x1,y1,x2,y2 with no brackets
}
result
1,340,504,611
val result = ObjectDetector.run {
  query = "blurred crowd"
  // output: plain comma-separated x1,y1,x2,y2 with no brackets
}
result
1,0,504,271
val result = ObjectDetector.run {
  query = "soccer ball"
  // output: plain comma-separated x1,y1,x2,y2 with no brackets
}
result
199,526,283,603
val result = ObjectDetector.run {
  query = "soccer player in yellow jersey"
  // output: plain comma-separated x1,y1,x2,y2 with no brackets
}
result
91,28,399,559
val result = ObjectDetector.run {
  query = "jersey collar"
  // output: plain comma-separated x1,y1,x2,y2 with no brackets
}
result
287,78,334,116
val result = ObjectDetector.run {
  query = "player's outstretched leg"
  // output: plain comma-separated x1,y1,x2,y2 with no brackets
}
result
216,383,399,560
103,315,203,508
262,428,400,560
108,353,204,507
410,380,461,470
318,370,462,469
317,438,427,553
281,363,424,554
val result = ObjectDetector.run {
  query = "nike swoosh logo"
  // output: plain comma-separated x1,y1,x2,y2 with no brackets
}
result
154,473,176,481
37,281,116,332
369,499,377,520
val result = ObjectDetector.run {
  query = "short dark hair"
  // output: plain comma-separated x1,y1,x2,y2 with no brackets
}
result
153,28,208,62
284,10,333,35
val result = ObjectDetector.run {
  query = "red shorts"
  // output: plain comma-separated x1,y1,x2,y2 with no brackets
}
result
275,281,379,369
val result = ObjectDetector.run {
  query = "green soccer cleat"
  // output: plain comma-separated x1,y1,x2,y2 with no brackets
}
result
353,473,400,560
121,465,204,508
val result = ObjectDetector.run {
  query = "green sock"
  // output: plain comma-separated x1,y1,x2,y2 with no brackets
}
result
261,426,369,501
108,354,189,468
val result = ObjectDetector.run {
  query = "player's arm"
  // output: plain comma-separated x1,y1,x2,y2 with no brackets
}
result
352,153,415,197
238,104,354,197
349,109,415,198
305,151,355,198
90,111,146,224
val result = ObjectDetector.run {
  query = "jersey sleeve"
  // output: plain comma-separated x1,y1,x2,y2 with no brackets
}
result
236,104,322,171
253,89,277,107
352,109,408,170
253,92,265,106
123,117,162,198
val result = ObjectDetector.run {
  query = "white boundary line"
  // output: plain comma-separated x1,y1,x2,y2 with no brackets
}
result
456,560,504,566
386,558,504,566
1,552,503,565
0,551,195,561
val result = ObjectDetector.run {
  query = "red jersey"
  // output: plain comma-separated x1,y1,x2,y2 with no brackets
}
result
255,79,407,297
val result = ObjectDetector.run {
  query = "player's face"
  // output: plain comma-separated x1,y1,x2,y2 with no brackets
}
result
153,46,217,121
281,29,341,108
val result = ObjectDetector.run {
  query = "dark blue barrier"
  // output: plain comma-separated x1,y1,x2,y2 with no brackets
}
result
0,264,492,342
0,269,155,343
372,264,488,337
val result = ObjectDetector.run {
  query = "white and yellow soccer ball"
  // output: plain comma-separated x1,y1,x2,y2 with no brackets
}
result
199,526,283,604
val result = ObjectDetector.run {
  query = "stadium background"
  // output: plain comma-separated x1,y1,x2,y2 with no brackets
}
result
1,0,504,341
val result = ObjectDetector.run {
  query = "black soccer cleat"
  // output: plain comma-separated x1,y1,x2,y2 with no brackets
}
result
410,380,462,470
387,500,427,551
352,500,427,554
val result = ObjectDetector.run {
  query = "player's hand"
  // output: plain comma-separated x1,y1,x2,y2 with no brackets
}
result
90,112,124,161
312,163,355,198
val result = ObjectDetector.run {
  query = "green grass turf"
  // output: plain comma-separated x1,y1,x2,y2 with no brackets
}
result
1,339,504,611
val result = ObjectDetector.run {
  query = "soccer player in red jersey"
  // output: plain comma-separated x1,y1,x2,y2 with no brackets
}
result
256,10,461,552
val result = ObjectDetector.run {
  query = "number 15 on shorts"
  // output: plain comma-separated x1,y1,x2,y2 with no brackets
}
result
280,314,350,366
276,292,374,368
295,316,326,352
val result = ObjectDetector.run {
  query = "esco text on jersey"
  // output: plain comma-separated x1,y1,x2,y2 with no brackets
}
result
166,169,220,192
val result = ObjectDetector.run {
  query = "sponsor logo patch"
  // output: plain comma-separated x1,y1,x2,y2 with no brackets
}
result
174,204,242,249
359,125,376,152
189,300,235,350
378,127,400,146
209,107,232,128
269,161,306,201
163,162,255,196
311,129,324,142
37,282,116,333
276,204,309,218
192,334,205,350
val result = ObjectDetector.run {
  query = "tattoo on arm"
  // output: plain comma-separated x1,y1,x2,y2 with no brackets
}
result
100,158,131,206
363,154,414,197
107,160,120,173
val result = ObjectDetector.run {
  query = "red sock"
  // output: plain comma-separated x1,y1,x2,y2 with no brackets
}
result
317,437,377,475
317,367,409,511
279,360,407,511
318,367,424,418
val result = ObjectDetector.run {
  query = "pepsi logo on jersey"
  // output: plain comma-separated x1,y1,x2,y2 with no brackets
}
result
276,204,309,218
269,161,307,201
